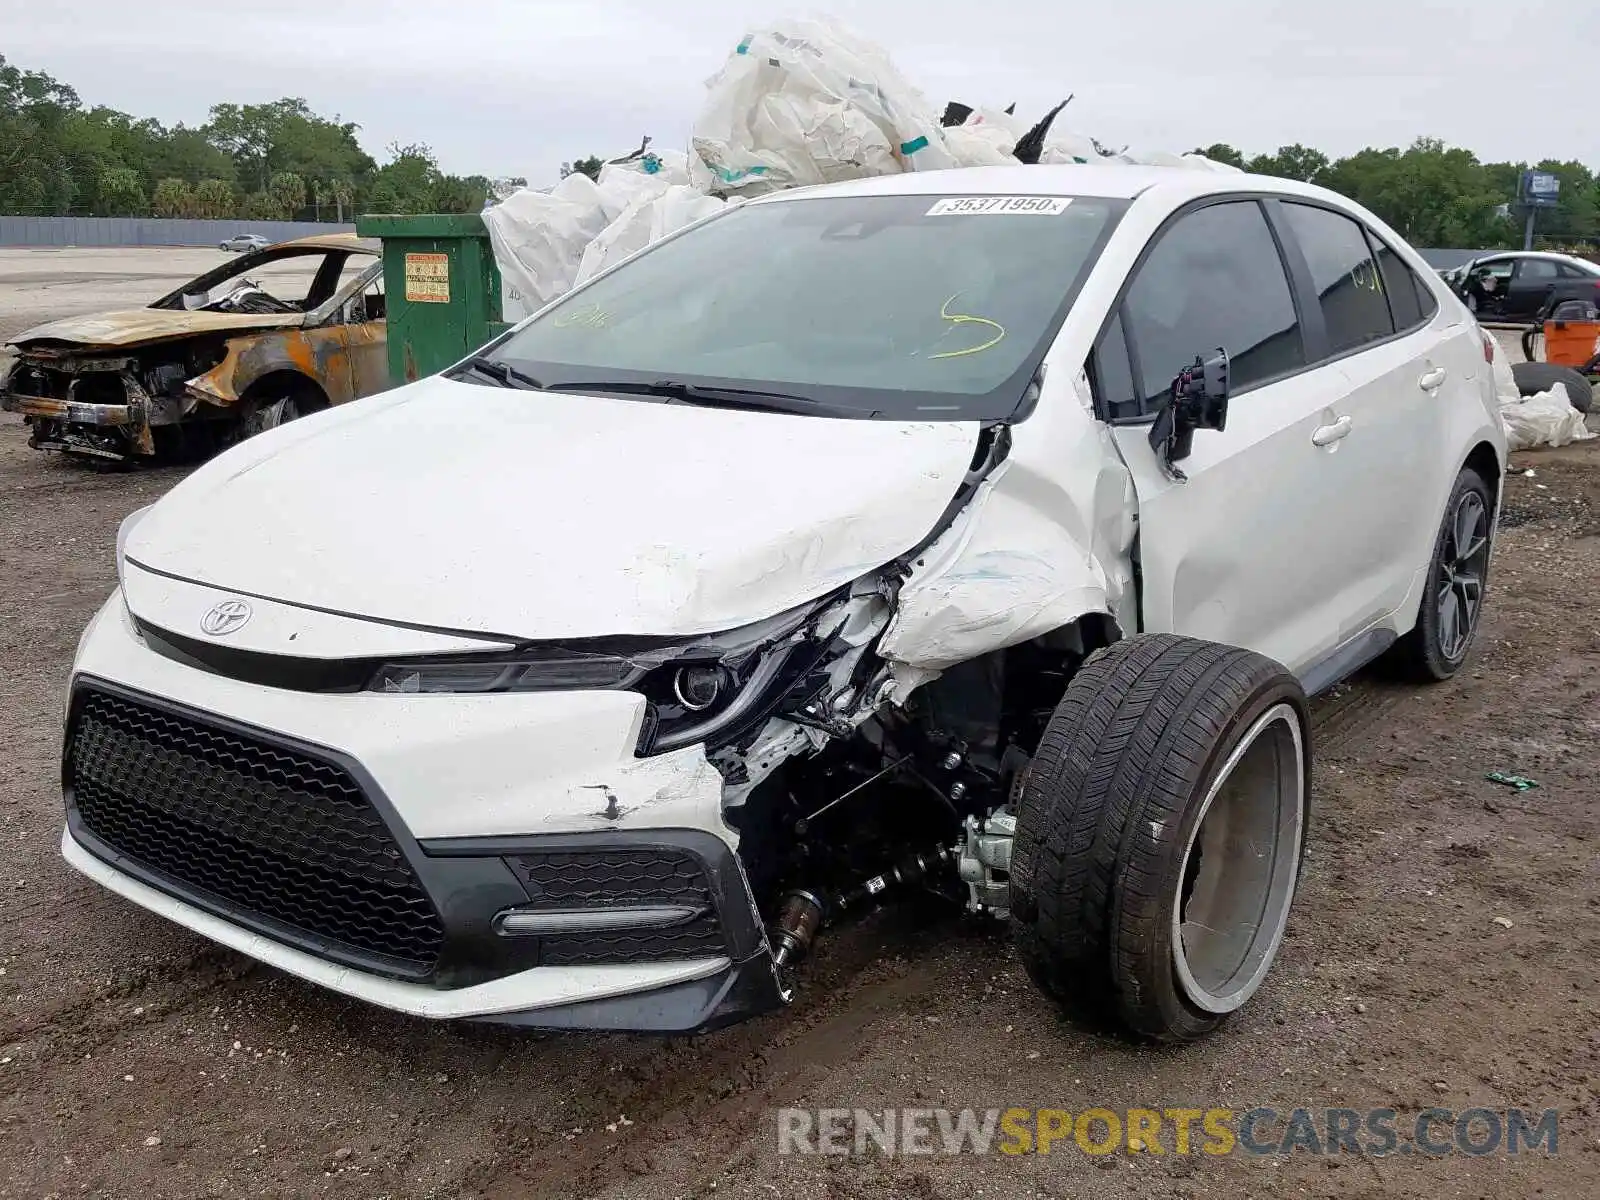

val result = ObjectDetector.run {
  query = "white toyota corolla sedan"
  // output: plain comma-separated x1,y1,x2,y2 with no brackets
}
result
63,165,1505,1041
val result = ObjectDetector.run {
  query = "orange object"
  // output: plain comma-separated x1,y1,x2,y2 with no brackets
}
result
1542,317,1600,369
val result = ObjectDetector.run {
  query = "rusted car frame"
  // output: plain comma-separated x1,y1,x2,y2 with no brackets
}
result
1,235,389,462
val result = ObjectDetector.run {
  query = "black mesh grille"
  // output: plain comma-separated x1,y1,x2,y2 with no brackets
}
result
507,848,726,965
67,687,444,973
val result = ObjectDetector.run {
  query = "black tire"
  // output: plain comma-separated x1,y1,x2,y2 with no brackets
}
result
239,380,322,441
1510,360,1593,414
1009,634,1310,1043
1391,467,1494,682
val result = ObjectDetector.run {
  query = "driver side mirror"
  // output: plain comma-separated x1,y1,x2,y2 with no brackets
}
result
1148,349,1230,480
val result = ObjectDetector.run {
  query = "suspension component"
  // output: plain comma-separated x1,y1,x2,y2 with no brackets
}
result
770,889,826,973
957,807,1017,918
834,844,955,914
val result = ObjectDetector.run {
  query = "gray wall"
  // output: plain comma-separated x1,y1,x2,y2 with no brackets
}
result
0,216,356,248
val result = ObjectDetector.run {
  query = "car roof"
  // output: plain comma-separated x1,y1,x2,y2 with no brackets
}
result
274,232,380,255
754,163,1351,209
1476,250,1598,268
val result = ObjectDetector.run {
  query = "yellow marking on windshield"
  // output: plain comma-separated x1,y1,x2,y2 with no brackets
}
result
553,303,611,329
929,293,1006,360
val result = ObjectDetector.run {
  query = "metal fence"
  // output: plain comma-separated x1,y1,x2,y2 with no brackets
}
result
0,216,356,248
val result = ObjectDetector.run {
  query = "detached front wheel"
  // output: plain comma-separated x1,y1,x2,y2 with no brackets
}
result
1009,635,1310,1042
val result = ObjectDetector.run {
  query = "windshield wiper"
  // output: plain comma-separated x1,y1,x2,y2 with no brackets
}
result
546,378,819,413
455,356,546,390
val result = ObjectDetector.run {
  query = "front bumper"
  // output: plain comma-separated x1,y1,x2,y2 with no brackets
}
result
2,360,156,456
59,596,786,1032
1,390,136,425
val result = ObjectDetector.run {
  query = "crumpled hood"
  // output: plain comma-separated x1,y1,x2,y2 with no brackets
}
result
126,376,979,640
8,309,301,351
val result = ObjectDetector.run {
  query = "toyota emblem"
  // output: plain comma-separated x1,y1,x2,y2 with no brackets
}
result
200,598,253,637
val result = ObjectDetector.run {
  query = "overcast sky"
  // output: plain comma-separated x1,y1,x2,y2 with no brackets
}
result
4,0,1596,182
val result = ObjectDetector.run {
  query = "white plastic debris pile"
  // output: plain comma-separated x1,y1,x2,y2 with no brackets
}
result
486,151,714,322
484,15,1239,319
1490,342,1596,451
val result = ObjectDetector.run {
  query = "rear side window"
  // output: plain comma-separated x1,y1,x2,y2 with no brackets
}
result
1368,232,1435,328
1282,203,1395,354
1123,200,1305,407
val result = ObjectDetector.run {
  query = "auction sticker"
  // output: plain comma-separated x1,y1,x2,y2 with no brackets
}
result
925,196,1072,217
404,253,450,303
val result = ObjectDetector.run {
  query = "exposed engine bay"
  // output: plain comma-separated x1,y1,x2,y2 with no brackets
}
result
698,575,1116,993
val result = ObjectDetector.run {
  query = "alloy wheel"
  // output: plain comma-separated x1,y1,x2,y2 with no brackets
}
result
1436,491,1489,662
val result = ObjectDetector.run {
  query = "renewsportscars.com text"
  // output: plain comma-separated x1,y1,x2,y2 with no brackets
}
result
776,1106,1560,1158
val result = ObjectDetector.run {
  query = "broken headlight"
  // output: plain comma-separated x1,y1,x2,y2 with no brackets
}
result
367,652,641,695
364,598,833,755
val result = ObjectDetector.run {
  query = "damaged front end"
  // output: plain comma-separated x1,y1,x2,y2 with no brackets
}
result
3,341,226,461
577,422,1136,1004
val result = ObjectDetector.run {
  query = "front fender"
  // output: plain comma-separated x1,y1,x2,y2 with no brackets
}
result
186,327,354,407
878,460,1124,673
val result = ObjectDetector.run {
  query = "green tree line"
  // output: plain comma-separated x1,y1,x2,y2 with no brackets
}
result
1194,139,1597,250
1,53,516,221
5,49,1596,245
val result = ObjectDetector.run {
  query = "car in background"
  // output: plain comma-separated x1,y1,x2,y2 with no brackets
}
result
1450,251,1600,322
2,233,388,462
220,233,270,253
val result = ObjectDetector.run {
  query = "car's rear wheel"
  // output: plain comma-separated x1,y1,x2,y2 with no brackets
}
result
1009,634,1310,1043
1392,467,1493,682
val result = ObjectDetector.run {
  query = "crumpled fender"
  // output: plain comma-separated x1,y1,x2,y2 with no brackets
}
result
878,380,1137,674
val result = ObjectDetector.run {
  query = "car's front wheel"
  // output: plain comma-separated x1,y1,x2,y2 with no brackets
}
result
1392,466,1494,682
1009,634,1310,1042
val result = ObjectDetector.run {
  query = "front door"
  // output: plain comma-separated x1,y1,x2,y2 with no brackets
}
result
1098,199,1358,678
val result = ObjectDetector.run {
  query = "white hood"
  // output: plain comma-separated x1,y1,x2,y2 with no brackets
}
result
126,376,978,640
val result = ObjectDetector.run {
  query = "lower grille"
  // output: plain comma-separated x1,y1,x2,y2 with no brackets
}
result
67,686,444,974
507,848,727,965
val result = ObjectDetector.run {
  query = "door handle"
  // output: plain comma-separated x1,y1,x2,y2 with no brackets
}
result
1419,366,1447,391
1311,415,1353,447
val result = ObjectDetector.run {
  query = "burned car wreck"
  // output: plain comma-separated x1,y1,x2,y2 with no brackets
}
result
2,235,387,462
61,167,1504,1042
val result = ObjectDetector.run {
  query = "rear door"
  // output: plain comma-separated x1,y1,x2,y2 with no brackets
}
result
1274,202,1458,656
1102,199,1360,677
1364,228,1493,604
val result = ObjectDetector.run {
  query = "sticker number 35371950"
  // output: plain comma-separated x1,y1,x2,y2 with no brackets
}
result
925,196,1073,217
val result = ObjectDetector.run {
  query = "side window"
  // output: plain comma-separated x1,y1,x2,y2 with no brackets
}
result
1518,259,1559,281
1368,231,1434,328
1556,263,1588,279
1123,201,1304,410
1090,311,1138,420
1282,203,1394,354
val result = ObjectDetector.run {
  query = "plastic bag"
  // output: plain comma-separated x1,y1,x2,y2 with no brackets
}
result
943,124,1017,167
690,17,956,196
484,172,616,321
594,150,691,217
574,185,726,286
1489,337,1594,448
1501,387,1594,450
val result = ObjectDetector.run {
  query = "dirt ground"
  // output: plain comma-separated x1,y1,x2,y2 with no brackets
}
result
1,263,1598,1199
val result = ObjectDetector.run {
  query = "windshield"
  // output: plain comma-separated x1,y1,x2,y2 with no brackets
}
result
479,192,1126,420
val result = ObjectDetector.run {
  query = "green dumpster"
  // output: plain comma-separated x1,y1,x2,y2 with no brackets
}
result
354,213,512,386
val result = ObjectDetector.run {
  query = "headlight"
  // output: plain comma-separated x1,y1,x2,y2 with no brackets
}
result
114,504,155,589
365,599,834,755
